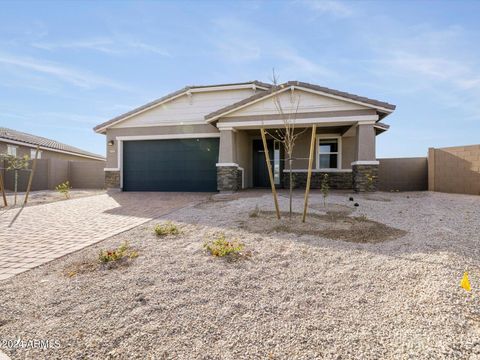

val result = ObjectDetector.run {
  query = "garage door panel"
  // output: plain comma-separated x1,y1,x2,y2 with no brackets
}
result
123,138,219,192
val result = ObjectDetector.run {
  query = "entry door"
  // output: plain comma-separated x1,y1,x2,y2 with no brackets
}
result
253,139,274,188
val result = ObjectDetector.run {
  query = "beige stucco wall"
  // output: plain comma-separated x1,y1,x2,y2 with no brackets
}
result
218,130,236,163
342,137,355,168
355,124,376,161
105,124,219,168
235,131,252,188
428,144,480,195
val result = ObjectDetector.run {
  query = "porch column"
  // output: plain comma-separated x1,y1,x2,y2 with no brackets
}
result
217,129,240,192
352,123,379,192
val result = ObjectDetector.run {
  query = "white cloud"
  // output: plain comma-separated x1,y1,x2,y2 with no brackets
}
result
33,38,119,54
0,53,128,90
275,49,334,77
302,0,354,18
32,37,170,57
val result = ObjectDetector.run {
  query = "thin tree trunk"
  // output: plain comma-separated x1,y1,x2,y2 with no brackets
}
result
14,170,18,205
289,157,293,218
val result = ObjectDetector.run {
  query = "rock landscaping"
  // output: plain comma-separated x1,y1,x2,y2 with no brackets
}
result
0,190,479,359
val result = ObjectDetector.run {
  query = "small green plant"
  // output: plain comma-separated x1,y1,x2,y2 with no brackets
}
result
55,181,71,199
249,204,260,218
321,173,330,207
203,233,244,257
154,221,180,236
365,172,376,192
98,241,138,263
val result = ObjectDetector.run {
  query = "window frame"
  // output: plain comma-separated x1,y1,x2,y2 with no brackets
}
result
7,145,17,157
30,149,42,159
316,135,342,170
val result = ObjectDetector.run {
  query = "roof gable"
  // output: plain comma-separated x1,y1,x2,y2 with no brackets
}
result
112,88,258,129
94,81,271,133
205,81,396,122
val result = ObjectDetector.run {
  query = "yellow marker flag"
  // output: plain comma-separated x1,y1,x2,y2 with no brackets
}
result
460,272,471,292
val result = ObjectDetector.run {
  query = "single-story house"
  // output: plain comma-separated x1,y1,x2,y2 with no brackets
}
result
0,127,105,162
94,81,395,192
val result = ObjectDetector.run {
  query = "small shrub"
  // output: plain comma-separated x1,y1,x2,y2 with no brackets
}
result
321,174,330,207
249,204,260,218
56,181,71,199
204,233,244,257
98,241,138,263
357,214,368,221
154,221,180,236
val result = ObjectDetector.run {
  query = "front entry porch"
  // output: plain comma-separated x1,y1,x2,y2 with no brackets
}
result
216,123,381,193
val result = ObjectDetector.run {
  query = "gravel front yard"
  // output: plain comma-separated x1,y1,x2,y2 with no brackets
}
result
0,191,479,359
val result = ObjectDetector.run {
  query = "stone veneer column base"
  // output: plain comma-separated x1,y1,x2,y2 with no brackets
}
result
217,166,241,192
352,164,379,192
283,171,353,190
105,170,120,189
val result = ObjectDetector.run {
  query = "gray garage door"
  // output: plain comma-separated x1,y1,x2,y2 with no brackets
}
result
123,138,219,192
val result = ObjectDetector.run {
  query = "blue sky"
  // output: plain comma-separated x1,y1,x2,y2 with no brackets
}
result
1,0,479,158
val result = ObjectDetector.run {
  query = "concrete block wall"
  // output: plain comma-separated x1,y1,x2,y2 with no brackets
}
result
1,158,105,191
69,161,106,189
428,145,480,195
378,157,428,191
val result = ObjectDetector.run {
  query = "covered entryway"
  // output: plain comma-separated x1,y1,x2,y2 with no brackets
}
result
122,138,219,191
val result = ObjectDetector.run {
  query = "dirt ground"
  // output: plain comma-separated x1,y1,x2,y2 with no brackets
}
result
0,189,106,209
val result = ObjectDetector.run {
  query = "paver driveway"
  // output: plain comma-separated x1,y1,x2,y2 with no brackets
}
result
0,192,210,280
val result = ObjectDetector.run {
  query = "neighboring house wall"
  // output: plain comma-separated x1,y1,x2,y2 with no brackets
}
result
428,145,480,195
0,141,101,161
378,157,428,191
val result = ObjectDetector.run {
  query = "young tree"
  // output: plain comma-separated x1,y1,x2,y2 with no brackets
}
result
1,154,30,205
264,71,306,217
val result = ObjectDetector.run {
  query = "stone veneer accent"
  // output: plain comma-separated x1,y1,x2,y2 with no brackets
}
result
283,171,353,190
217,166,241,191
105,170,120,189
352,164,378,192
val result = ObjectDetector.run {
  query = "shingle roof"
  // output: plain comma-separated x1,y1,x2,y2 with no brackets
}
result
0,127,105,160
205,81,396,121
93,80,272,133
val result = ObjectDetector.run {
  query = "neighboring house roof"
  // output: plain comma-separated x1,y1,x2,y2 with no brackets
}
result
93,80,272,133
0,127,105,161
205,81,396,122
